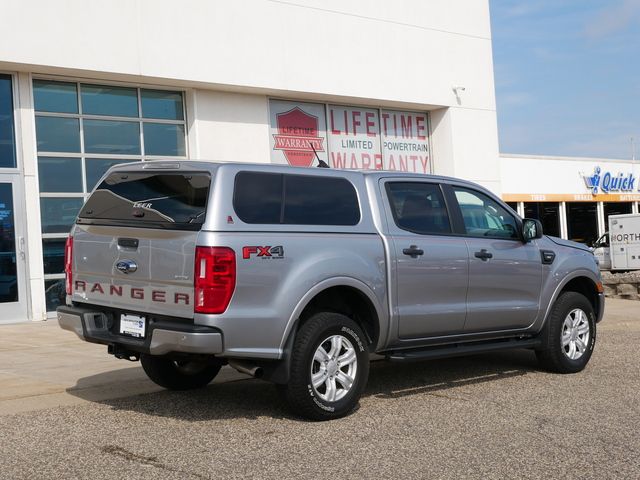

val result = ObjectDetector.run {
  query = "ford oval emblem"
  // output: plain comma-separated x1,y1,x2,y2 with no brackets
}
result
116,260,138,274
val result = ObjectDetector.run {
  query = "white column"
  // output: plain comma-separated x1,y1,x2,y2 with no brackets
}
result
517,201,525,217
633,202,639,214
597,201,605,237
16,72,46,321
560,201,568,239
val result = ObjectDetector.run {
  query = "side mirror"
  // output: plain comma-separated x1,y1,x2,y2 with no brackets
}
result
522,218,543,242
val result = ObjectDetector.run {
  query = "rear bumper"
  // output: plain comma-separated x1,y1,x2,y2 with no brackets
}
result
57,305,223,355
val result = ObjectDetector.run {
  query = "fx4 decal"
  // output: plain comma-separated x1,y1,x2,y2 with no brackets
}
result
242,245,285,260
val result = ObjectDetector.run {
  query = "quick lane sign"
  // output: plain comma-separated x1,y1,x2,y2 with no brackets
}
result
582,166,637,194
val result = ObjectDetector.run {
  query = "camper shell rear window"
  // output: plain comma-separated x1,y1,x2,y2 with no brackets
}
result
77,171,211,230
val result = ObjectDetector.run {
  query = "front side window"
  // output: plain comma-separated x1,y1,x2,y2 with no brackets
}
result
33,79,187,310
386,182,451,235
454,187,519,240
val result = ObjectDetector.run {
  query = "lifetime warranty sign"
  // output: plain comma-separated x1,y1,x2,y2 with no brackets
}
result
269,99,431,173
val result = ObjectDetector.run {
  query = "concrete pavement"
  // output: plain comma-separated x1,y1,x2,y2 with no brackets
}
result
0,319,243,416
0,298,638,479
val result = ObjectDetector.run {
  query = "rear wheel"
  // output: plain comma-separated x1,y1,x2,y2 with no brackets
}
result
140,354,221,390
536,292,596,373
281,312,370,421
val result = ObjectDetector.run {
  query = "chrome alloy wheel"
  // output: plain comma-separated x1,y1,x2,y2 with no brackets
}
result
310,334,358,402
561,308,590,360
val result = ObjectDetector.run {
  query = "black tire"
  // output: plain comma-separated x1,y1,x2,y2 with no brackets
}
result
281,312,370,421
140,354,221,390
536,292,596,373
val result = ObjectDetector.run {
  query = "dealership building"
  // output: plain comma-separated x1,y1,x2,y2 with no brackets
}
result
0,1,636,323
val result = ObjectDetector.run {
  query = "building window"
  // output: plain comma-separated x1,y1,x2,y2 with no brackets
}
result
0,74,17,168
566,202,598,246
33,79,187,311
524,202,561,238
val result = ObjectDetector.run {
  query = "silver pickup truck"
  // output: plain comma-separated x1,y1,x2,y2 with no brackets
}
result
58,161,605,420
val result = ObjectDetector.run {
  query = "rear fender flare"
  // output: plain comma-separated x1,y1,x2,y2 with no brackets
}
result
279,276,387,354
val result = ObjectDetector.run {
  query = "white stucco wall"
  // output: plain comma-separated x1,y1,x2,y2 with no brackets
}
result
501,154,640,199
0,0,500,189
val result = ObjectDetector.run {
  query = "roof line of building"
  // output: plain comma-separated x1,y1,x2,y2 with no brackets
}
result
500,153,639,164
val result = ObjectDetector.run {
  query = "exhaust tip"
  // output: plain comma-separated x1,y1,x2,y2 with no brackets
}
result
229,360,264,379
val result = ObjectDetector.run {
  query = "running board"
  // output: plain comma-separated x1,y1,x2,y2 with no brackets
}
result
385,337,541,362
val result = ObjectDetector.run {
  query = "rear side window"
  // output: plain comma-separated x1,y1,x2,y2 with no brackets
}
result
233,172,360,226
78,171,210,230
386,182,451,235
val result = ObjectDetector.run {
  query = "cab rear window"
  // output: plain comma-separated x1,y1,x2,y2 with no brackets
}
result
77,171,210,230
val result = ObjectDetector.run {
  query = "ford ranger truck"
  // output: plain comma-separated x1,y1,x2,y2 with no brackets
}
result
57,161,605,420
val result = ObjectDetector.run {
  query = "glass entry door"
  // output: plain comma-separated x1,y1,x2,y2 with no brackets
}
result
0,174,27,323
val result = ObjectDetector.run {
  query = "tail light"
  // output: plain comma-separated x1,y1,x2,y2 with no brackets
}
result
194,247,236,314
64,236,73,295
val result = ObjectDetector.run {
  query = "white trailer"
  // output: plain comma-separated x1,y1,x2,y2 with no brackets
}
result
595,213,640,271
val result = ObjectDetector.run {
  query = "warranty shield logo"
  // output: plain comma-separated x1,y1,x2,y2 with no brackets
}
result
273,107,325,167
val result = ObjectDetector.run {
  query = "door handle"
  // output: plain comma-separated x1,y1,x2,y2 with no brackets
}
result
402,245,424,258
18,236,25,260
474,249,493,261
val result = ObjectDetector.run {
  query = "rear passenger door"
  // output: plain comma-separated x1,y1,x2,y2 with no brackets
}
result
449,185,542,332
383,181,469,339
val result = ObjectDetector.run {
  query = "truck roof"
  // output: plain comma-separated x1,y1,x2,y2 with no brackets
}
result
107,159,477,188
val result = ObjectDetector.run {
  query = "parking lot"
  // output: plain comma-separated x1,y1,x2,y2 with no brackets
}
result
0,298,638,479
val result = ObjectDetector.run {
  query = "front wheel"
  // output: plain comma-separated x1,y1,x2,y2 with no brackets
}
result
281,312,370,421
140,354,221,390
536,292,596,373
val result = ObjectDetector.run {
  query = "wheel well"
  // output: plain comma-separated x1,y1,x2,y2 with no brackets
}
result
560,277,599,314
298,286,379,348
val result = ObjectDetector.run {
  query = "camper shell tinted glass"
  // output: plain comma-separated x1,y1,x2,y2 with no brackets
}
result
233,171,360,226
77,171,210,230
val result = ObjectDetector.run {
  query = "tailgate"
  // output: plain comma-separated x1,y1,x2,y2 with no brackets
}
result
71,225,197,318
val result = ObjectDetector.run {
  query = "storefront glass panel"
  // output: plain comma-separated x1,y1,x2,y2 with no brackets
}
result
0,183,17,303
83,119,141,155
566,202,598,245
38,157,83,192
33,80,78,114
0,75,17,168
81,84,138,117
141,89,184,120
524,202,560,237
35,117,81,152
44,278,65,312
40,197,84,234
143,123,186,156
42,238,66,275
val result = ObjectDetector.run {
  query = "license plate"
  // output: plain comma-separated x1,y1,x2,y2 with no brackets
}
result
119,314,146,338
